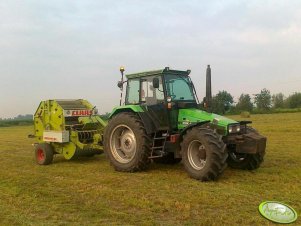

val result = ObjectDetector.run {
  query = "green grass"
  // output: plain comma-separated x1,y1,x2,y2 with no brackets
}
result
0,113,300,225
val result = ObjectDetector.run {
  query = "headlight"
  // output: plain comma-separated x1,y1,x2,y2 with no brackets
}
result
228,124,241,134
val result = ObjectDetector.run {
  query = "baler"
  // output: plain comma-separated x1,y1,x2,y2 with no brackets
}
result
32,99,107,165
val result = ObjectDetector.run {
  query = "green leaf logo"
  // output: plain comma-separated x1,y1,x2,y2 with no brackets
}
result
259,201,298,224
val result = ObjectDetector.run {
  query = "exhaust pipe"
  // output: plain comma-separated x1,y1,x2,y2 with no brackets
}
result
205,65,212,111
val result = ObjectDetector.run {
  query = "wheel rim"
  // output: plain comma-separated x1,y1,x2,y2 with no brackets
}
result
187,140,207,170
37,149,45,162
110,124,137,163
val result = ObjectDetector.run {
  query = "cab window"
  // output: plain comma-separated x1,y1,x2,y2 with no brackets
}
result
126,78,140,104
141,76,164,105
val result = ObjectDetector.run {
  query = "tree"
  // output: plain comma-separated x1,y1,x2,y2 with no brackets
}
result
285,92,301,108
211,90,234,114
272,93,285,108
254,88,272,111
236,94,253,112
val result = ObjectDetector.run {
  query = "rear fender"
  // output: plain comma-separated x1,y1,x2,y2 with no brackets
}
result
109,106,156,135
109,105,144,119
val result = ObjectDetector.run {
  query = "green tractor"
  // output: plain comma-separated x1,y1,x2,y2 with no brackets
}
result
104,66,266,181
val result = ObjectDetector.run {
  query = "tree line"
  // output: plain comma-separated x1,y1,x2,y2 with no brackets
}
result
1,90,300,125
209,89,301,115
0,114,33,121
0,114,33,127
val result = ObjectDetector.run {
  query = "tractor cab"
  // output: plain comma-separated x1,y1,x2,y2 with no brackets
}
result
123,67,198,131
125,67,197,107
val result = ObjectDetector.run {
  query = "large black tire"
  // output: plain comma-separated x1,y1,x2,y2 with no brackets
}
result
227,127,265,170
181,126,228,181
153,152,182,164
103,112,152,172
35,143,54,165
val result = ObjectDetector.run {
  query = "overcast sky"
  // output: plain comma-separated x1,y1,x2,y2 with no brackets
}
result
1,0,301,118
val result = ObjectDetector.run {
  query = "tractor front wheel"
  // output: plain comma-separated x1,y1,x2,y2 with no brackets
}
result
35,143,54,165
181,126,228,181
227,127,265,170
227,152,264,170
103,112,152,172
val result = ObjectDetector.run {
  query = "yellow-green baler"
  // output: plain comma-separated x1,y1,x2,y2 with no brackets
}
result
33,99,107,165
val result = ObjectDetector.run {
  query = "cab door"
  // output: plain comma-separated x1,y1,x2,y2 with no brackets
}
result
140,76,170,130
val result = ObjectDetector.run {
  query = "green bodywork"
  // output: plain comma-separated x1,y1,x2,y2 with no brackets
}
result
110,105,144,118
125,68,190,79
110,105,238,136
111,68,239,136
34,99,107,159
178,109,237,135
125,69,164,79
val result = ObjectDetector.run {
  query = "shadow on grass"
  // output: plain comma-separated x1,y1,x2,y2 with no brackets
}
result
52,154,106,165
44,153,264,184
52,154,183,171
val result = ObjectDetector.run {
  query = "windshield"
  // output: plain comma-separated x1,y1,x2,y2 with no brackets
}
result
164,74,196,101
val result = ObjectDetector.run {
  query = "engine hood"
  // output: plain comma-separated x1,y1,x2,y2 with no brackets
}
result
178,108,238,131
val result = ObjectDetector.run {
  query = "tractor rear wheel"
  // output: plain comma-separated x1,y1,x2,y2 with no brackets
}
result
181,126,227,181
227,127,265,170
35,143,54,165
104,112,152,172
153,153,182,164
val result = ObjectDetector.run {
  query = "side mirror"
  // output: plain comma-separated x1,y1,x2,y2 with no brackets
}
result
117,81,123,89
153,77,159,89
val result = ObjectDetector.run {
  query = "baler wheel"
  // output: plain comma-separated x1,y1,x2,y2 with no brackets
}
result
35,143,54,165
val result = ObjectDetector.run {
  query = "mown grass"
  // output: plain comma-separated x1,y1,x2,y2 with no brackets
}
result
0,113,300,225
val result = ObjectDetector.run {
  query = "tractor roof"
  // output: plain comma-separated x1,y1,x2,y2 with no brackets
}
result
125,67,190,79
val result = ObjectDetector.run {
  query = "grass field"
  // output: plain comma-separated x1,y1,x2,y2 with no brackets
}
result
0,113,300,225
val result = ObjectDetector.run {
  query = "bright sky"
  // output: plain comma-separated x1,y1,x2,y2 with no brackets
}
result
1,0,301,118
